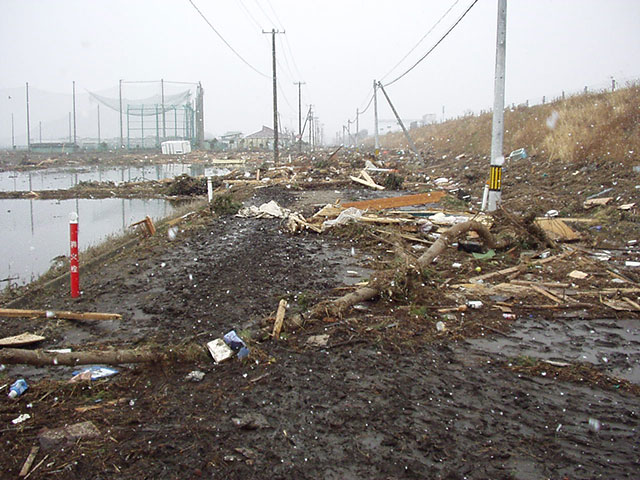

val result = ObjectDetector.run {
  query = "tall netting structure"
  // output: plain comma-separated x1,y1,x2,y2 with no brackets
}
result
89,80,204,149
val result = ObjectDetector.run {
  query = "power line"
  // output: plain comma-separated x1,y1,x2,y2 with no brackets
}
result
384,0,479,87
359,89,375,115
381,0,461,82
237,0,263,30
186,0,269,78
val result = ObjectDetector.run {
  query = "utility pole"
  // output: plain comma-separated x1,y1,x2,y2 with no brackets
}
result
307,107,313,148
72,81,77,145
355,109,359,150
161,79,166,141
68,113,72,143
373,80,380,151
487,0,507,212
26,82,31,150
119,79,123,148
263,29,285,162
347,120,352,146
294,81,305,152
377,82,423,162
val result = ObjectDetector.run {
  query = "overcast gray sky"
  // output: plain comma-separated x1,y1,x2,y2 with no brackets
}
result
1,0,639,145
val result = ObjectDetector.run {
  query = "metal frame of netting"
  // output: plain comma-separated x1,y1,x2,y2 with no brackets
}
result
89,80,200,150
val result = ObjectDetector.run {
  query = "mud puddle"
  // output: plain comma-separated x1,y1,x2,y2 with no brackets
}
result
466,316,640,383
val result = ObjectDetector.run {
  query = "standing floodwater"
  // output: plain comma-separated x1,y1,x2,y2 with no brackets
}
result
0,197,177,285
0,163,230,192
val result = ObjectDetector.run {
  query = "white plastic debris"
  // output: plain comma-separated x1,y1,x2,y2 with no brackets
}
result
546,110,559,129
11,414,31,425
186,370,205,382
466,300,483,309
625,261,640,267
322,207,363,228
545,209,559,217
436,321,446,332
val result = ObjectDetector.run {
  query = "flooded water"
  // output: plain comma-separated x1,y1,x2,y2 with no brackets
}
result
0,163,230,192
0,197,177,285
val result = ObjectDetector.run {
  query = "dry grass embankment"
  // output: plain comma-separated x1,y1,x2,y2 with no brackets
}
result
380,84,640,164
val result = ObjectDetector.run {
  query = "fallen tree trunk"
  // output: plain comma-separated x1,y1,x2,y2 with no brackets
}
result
0,348,162,366
310,221,495,318
0,308,121,321
417,220,494,266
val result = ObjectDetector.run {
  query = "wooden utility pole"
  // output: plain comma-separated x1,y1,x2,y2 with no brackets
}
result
263,29,285,162
294,81,305,151
487,0,507,212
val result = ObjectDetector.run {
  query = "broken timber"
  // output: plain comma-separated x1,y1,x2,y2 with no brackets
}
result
0,347,161,366
272,299,288,339
342,191,446,210
0,308,122,321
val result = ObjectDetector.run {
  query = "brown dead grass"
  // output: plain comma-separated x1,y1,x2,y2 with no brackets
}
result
380,84,640,165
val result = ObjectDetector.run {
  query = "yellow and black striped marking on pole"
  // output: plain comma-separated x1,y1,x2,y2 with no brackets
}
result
489,166,502,191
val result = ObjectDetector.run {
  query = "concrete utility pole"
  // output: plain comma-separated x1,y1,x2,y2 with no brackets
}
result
355,109,359,149
294,81,305,152
26,82,31,150
377,82,423,162
487,0,507,212
373,80,380,151
263,29,285,162
72,81,77,145
119,80,123,148
161,79,166,141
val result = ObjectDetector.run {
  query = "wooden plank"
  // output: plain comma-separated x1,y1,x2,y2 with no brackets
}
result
530,285,563,303
272,299,288,339
534,218,580,242
469,250,572,282
0,308,122,321
0,332,45,347
349,176,385,190
342,191,446,210
19,446,39,477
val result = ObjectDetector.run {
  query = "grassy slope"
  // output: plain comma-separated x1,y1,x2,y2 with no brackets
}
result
379,84,640,165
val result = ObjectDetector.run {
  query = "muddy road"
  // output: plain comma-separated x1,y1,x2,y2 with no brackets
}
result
1,179,639,479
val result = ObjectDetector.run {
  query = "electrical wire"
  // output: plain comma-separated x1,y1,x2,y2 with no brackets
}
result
383,0,478,87
380,0,460,82
359,90,375,115
186,0,269,78
237,0,263,31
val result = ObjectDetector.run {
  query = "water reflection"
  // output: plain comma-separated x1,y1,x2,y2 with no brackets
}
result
0,198,177,285
0,163,230,192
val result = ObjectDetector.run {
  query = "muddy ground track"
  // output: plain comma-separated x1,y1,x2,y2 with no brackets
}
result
1,178,639,479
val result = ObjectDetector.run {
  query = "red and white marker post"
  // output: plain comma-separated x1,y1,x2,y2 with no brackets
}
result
69,212,79,298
